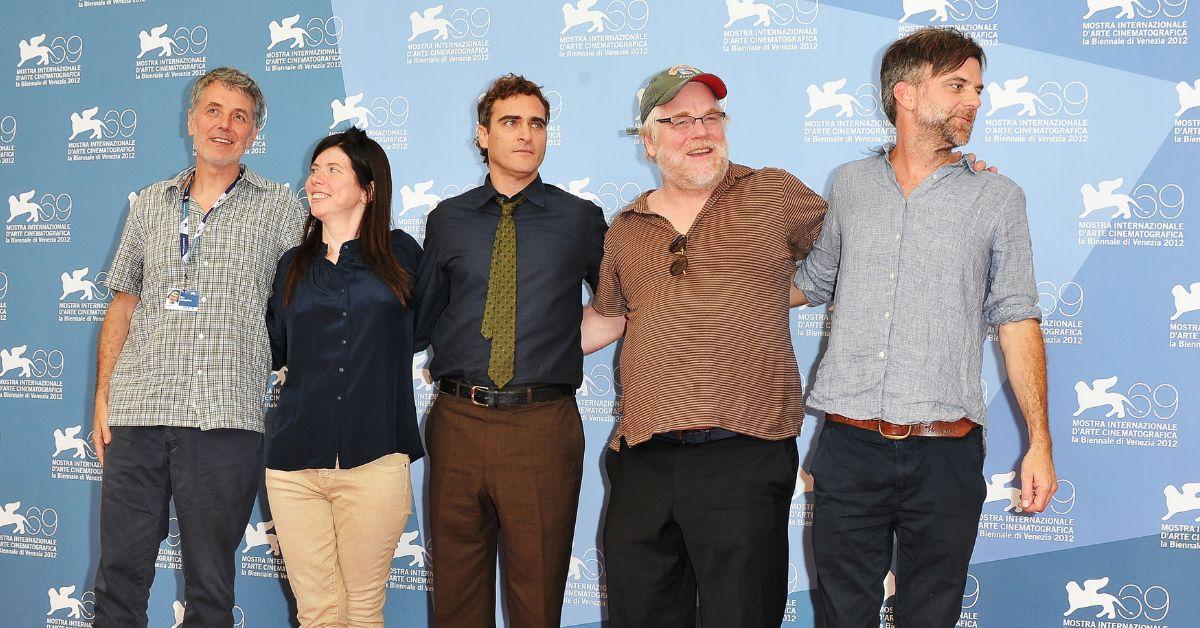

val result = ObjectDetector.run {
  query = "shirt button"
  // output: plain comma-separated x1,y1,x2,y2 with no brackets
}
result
196,369,204,376
203,261,209,267
338,367,344,373
341,311,347,317
341,339,347,345
197,333,205,340
894,233,901,241
200,296,208,303
889,272,896,280
884,312,891,320
336,395,342,401
339,288,345,293
878,350,887,359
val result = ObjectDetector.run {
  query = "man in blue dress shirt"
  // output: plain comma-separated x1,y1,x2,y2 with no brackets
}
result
795,28,1057,628
414,73,608,628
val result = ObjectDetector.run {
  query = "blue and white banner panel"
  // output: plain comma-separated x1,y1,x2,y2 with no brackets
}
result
1,1,1197,626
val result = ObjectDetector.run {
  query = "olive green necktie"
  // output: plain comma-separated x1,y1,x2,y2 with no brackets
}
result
481,194,524,389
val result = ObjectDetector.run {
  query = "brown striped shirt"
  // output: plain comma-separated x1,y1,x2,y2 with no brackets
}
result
593,163,827,449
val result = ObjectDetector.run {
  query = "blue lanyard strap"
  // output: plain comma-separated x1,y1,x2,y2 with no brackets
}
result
179,167,244,263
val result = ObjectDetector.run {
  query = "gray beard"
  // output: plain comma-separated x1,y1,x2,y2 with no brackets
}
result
920,111,973,148
194,140,242,169
659,145,731,190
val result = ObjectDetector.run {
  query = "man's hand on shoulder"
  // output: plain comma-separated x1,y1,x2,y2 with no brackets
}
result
952,150,999,174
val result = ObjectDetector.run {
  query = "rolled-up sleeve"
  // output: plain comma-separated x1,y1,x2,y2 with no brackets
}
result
105,187,149,297
983,186,1041,326
794,178,842,307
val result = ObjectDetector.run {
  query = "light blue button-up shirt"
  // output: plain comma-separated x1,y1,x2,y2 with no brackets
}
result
795,147,1041,426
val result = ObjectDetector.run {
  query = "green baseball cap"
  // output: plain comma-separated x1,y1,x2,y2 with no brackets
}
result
635,64,728,127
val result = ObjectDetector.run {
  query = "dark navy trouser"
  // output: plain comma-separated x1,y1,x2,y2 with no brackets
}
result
94,426,262,628
812,420,986,628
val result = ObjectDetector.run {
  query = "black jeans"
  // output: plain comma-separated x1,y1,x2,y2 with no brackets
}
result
603,435,798,628
811,420,986,628
94,426,262,628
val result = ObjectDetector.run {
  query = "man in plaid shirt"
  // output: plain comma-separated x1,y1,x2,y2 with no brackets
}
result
91,67,304,627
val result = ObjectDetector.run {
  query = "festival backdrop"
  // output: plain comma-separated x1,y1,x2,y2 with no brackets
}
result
1,1,1198,626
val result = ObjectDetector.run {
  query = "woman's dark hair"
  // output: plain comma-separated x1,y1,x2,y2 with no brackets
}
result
283,127,411,308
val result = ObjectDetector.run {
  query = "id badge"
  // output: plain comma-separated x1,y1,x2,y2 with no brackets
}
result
165,288,200,312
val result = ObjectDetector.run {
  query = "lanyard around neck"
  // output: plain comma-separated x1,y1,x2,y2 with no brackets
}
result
179,168,243,266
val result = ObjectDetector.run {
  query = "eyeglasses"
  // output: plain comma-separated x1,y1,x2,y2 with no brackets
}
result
655,111,727,131
669,234,688,276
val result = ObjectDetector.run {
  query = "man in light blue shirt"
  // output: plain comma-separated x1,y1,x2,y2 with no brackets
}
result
795,27,1056,628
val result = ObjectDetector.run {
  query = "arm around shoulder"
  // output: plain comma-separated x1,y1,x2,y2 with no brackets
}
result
581,304,625,355
413,211,448,350
266,253,294,371
390,227,423,274
793,177,843,307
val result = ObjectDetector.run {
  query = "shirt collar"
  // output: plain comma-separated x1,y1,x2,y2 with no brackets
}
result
625,162,754,216
471,175,547,210
240,165,270,189
166,164,268,192
320,237,363,262
876,143,977,177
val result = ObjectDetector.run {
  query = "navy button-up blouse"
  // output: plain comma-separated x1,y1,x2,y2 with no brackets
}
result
265,229,423,470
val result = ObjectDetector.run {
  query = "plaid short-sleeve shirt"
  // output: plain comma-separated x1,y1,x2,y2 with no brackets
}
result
104,166,305,432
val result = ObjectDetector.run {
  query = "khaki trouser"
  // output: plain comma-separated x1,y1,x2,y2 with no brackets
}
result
265,452,412,628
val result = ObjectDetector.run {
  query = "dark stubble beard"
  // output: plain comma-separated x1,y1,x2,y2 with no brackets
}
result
922,109,974,148
916,102,974,149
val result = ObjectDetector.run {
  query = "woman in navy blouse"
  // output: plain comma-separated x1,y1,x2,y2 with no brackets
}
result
264,127,422,627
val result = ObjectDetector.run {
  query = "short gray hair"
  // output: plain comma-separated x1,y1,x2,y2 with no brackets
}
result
638,104,666,146
189,67,266,128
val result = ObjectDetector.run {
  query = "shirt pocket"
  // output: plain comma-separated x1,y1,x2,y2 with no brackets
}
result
143,211,182,295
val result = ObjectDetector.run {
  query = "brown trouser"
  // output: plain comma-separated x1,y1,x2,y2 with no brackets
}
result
426,393,584,628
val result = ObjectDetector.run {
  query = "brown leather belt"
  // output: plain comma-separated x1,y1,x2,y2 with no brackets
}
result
826,414,976,440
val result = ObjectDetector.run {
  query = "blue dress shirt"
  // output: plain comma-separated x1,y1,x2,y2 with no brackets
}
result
265,229,423,470
795,148,1041,426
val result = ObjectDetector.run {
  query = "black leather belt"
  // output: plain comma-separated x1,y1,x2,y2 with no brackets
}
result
652,427,742,445
438,379,574,408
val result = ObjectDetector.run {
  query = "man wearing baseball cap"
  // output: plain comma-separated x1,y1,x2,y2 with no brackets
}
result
581,64,827,626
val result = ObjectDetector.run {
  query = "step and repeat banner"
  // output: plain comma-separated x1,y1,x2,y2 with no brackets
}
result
1,1,1197,626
